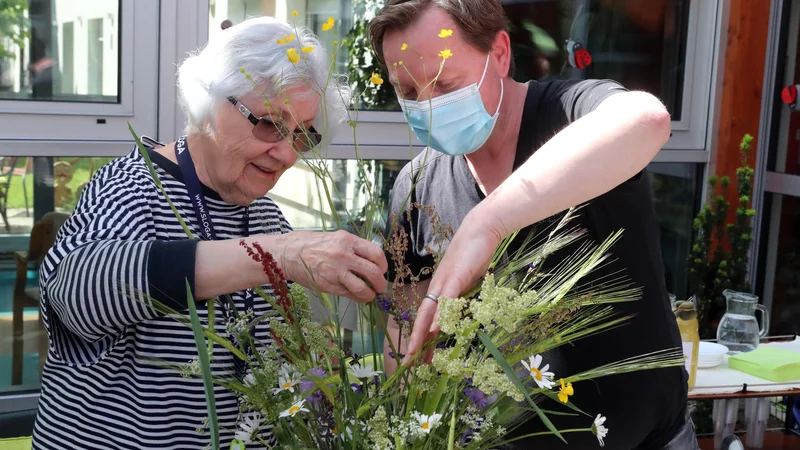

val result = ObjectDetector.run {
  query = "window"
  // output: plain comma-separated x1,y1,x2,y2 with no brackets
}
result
0,156,116,400
759,192,800,337
648,162,703,298
270,158,404,233
0,0,159,144
0,0,119,103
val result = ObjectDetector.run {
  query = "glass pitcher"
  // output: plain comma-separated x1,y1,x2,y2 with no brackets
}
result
716,290,770,353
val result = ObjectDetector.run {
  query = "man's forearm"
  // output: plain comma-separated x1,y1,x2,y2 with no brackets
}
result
474,91,670,239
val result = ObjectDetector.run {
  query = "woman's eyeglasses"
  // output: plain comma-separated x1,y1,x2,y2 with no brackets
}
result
227,97,322,152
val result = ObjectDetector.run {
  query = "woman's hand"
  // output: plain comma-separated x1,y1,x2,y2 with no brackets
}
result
404,211,505,364
280,230,388,303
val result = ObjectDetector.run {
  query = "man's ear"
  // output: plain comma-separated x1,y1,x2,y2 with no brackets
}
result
492,30,513,77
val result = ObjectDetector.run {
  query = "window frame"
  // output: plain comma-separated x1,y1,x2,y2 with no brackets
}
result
0,0,159,148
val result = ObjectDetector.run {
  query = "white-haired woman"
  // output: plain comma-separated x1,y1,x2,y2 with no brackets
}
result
31,18,385,450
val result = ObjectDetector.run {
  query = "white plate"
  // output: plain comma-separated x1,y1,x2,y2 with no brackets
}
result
698,342,729,356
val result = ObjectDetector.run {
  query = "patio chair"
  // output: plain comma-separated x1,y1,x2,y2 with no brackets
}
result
0,157,32,232
11,211,69,385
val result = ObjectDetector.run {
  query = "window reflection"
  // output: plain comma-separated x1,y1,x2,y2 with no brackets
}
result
505,0,690,119
269,158,404,236
762,193,800,337
0,0,120,103
648,162,701,298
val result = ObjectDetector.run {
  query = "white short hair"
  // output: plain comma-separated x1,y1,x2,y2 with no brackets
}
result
177,16,349,139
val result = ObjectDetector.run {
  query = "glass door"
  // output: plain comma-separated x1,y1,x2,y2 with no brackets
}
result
756,0,800,337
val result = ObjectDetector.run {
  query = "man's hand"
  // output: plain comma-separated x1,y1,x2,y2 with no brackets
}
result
403,214,503,364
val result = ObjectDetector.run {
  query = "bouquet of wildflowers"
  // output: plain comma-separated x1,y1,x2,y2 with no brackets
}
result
131,15,684,450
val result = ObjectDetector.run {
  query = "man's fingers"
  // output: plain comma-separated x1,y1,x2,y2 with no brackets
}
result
403,296,438,364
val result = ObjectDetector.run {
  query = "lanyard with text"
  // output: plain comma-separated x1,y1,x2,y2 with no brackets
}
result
174,137,257,353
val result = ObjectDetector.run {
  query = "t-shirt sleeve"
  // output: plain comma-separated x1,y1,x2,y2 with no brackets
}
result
535,79,628,137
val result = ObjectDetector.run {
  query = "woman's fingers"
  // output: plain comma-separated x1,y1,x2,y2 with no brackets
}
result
352,237,389,273
347,254,388,294
338,269,378,303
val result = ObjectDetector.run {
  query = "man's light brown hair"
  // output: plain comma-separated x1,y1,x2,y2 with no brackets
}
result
368,0,514,77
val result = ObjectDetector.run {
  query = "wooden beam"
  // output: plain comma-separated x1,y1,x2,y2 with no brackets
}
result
715,0,771,184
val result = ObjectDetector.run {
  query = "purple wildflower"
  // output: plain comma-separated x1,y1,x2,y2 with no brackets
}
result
460,428,474,444
388,351,405,359
464,386,489,409
376,295,394,314
299,368,326,403
350,382,363,394
307,389,324,403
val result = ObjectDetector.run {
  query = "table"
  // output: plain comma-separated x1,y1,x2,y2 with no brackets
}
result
688,336,800,449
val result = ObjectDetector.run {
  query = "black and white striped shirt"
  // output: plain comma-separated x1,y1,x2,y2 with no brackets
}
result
32,143,289,449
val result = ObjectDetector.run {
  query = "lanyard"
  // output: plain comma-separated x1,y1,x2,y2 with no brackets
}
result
174,137,256,376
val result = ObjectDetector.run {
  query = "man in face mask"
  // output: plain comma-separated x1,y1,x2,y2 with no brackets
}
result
370,1,698,450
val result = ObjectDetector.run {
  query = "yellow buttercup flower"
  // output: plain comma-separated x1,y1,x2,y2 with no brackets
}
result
341,39,348,45
558,378,574,403
369,72,384,85
438,29,453,38
438,49,453,60
277,33,295,45
321,17,335,31
301,46,315,53
401,43,408,51
292,10,299,17
286,48,300,64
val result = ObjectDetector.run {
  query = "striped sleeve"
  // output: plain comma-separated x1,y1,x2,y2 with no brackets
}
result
40,168,197,348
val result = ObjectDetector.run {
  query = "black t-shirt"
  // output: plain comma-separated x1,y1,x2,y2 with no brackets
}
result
388,79,688,449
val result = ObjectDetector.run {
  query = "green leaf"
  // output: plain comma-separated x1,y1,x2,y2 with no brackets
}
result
477,330,565,443
186,281,220,450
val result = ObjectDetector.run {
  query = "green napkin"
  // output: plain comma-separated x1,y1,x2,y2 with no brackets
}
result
728,346,800,382
0,437,32,450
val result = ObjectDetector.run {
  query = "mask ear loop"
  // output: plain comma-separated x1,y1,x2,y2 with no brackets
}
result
477,54,504,116
477,53,491,88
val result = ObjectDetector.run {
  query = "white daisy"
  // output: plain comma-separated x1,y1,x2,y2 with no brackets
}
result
280,399,310,418
243,372,256,388
592,414,608,447
233,412,262,443
272,367,301,394
520,354,555,389
348,363,383,379
412,411,442,434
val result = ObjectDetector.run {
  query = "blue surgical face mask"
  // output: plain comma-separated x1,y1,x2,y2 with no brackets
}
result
399,54,504,156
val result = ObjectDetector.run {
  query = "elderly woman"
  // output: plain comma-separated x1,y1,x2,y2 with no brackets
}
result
31,17,386,450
